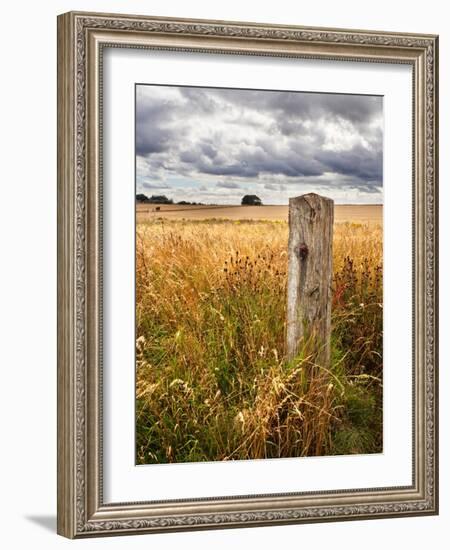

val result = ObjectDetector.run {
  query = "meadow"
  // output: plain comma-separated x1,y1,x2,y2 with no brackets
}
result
136,214,383,464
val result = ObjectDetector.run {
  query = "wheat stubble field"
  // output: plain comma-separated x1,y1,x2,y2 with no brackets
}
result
136,203,382,223
136,205,383,464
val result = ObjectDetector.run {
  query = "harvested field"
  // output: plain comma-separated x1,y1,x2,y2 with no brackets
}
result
136,203,382,223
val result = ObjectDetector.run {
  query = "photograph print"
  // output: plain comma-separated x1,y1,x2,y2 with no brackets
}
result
135,84,383,465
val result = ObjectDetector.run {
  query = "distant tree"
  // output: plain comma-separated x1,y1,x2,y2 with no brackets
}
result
148,195,173,204
241,194,262,206
136,193,149,203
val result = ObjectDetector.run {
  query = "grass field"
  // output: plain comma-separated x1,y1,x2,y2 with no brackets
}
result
136,207,383,464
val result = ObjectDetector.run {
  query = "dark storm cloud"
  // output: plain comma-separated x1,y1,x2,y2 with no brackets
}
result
199,155,322,179
209,88,382,126
136,85,383,202
200,142,218,159
316,146,383,181
136,126,173,156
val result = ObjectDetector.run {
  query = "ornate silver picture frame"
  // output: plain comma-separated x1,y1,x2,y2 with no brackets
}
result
57,11,438,538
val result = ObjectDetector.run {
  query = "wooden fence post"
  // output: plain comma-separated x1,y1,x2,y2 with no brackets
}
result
286,193,334,365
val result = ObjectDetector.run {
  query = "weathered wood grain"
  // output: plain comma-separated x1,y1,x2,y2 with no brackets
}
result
286,193,334,365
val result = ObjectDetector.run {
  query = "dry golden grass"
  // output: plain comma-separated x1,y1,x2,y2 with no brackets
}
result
136,219,383,464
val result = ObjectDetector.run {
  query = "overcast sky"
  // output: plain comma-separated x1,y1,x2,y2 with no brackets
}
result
136,84,383,205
